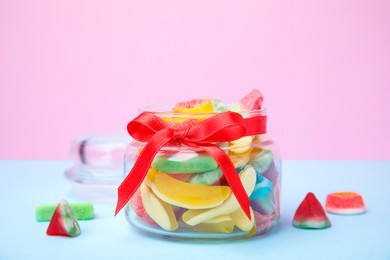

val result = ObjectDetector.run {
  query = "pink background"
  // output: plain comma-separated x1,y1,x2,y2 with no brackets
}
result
1,0,389,160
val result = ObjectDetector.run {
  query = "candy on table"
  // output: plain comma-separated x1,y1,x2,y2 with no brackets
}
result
36,202,94,222
145,168,231,209
151,152,218,174
181,165,257,226
293,192,331,229
230,89,264,112
130,189,157,226
46,199,81,237
325,192,366,215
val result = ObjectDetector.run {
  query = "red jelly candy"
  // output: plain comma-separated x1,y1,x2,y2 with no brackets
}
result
325,192,366,215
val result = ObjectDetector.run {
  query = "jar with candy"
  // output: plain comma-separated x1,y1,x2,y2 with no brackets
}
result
116,90,281,240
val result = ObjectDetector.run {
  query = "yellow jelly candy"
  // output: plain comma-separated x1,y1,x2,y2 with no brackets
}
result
228,136,253,154
140,182,178,231
195,215,235,233
230,206,255,232
182,165,257,226
146,169,231,209
173,99,215,113
228,148,253,168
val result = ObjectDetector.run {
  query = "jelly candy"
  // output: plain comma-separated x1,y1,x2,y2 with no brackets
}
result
293,192,331,229
146,169,231,209
173,99,214,113
230,89,263,112
188,168,224,186
130,189,157,226
182,165,257,226
140,182,178,231
152,152,218,174
36,203,94,222
46,200,81,237
325,192,366,215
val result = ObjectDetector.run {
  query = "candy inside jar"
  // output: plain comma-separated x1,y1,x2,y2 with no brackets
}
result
120,90,281,240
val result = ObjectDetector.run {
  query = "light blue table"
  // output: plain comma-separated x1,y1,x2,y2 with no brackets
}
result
0,160,389,259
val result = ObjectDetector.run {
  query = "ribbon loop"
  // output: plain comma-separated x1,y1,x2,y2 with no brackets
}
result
115,111,267,221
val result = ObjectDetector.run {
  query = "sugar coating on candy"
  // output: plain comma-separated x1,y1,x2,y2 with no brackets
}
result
173,99,215,113
189,167,224,186
325,192,366,215
293,192,331,229
46,199,81,237
152,153,218,173
230,89,264,112
130,189,157,226
36,203,94,222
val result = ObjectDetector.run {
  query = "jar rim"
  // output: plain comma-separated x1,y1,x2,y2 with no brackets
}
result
140,104,267,117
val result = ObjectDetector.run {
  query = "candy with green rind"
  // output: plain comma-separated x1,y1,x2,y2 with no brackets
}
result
36,203,94,222
140,182,178,231
230,89,264,112
151,153,218,173
293,192,331,229
189,167,224,185
182,165,257,226
46,199,81,237
146,169,231,209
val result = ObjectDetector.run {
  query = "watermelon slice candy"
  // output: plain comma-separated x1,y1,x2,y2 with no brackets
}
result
230,89,264,112
293,192,331,229
46,199,81,237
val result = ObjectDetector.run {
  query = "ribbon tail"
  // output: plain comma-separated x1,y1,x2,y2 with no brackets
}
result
114,129,172,215
200,144,252,221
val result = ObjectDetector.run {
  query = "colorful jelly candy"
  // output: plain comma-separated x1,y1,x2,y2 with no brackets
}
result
228,136,254,154
140,182,178,231
182,165,257,226
46,200,81,237
325,192,366,215
146,168,231,209
189,167,224,185
195,215,235,233
173,99,215,113
250,174,273,200
293,192,331,229
230,89,264,111
151,152,219,173
130,189,157,226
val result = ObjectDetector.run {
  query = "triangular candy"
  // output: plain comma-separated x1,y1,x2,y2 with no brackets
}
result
46,200,81,237
293,192,331,229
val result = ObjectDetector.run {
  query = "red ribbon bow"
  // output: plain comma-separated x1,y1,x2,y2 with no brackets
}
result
115,111,267,220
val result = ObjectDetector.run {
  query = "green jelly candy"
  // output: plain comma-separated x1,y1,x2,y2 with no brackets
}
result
152,153,218,173
189,168,223,185
36,203,94,222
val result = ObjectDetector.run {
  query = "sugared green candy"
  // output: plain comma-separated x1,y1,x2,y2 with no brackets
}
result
152,153,218,173
250,149,274,173
189,168,224,185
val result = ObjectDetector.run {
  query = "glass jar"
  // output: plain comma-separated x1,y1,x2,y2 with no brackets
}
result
123,108,281,240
